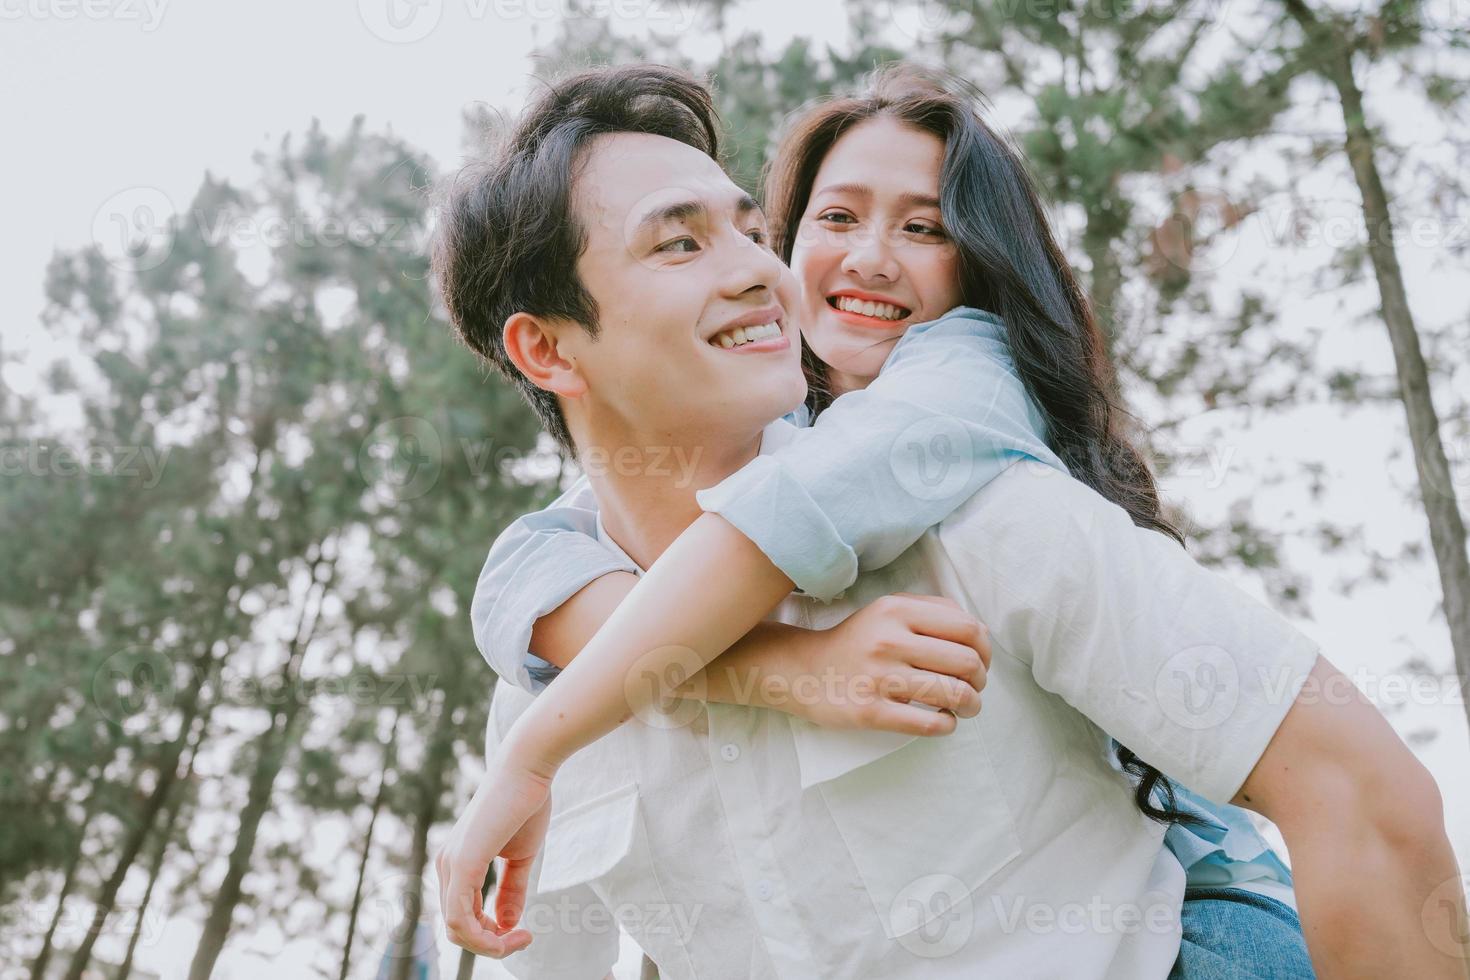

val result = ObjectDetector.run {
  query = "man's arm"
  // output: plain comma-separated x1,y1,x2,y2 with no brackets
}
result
931,466,1466,980
531,569,988,736
1233,655,1469,978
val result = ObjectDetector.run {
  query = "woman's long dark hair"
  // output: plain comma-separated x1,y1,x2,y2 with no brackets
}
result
764,64,1190,824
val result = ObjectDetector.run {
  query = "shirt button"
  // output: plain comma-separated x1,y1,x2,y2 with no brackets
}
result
720,742,740,762
756,879,774,901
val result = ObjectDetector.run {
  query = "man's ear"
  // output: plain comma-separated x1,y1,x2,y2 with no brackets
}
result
502,312,588,398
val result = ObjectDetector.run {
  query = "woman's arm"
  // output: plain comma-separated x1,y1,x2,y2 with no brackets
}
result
438,516,987,957
696,307,1064,599
533,568,988,735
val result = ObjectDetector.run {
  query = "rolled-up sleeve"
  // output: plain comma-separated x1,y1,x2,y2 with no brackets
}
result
935,465,1320,804
471,476,637,693
696,308,1064,601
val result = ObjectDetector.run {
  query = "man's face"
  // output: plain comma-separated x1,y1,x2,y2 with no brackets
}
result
559,133,807,450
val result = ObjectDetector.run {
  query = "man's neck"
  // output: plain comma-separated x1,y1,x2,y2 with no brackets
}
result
575,425,766,571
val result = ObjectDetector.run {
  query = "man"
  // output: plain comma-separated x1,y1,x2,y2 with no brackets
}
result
430,64,1467,978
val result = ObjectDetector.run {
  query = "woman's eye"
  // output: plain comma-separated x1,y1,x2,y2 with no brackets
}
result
657,236,701,254
817,211,856,225
747,229,768,246
907,223,946,238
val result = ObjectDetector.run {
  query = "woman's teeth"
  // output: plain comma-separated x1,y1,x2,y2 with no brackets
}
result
710,322,781,349
831,296,908,321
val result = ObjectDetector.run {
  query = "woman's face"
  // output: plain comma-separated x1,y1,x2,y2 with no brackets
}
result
790,115,962,395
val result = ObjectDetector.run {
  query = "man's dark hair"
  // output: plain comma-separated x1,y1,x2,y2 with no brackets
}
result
431,64,722,453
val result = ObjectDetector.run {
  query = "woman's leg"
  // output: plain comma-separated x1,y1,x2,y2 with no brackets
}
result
1169,886,1315,979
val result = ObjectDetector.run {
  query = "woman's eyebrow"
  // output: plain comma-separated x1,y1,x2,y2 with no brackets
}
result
811,182,940,210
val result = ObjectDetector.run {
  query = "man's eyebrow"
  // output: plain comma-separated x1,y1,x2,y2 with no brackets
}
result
811,182,941,210
634,192,762,236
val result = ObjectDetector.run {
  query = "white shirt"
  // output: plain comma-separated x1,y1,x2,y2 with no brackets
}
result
484,420,1320,980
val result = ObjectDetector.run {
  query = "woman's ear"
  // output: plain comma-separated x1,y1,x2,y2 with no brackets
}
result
502,313,588,398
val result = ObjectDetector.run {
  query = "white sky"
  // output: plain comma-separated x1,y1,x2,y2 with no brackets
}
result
2,2,1466,978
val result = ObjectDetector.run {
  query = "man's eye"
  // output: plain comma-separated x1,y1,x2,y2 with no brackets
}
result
657,236,700,254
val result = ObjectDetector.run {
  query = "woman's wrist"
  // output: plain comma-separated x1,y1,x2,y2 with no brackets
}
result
499,703,570,781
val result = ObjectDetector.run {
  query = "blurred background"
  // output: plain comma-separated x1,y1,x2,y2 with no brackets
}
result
2,0,1467,977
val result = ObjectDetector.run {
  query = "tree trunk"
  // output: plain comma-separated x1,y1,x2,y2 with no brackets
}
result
1284,0,1470,738
187,559,334,980
336,712,402,980
116,728,201,980
60,699,212,980
29,788,101,980
387,691,458,980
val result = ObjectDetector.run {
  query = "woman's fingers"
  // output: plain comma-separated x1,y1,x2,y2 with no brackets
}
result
889,592,992,669
865,699,959,736
890,668,982,717
899,634,988,692
443,859,532,958
495,855,534,931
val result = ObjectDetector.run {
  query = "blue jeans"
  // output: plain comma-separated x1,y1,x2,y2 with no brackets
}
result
1170,886,1315,979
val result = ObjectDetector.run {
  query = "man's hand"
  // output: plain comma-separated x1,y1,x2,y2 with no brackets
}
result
434,749,555,959
760,592,990,736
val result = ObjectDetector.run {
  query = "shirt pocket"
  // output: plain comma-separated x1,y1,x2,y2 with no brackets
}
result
801,717,1022,939
536,780,643,894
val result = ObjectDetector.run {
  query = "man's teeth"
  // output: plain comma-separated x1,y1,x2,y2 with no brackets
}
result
832,296,907,320
711,322,781,349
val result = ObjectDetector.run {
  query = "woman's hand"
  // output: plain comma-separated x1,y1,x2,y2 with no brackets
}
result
771,592,990,735
434,747,556,959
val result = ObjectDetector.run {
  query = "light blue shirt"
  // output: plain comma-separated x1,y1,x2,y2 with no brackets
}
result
468,306,1295,899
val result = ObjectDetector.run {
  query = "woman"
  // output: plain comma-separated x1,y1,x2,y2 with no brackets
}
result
444,64,1316,976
